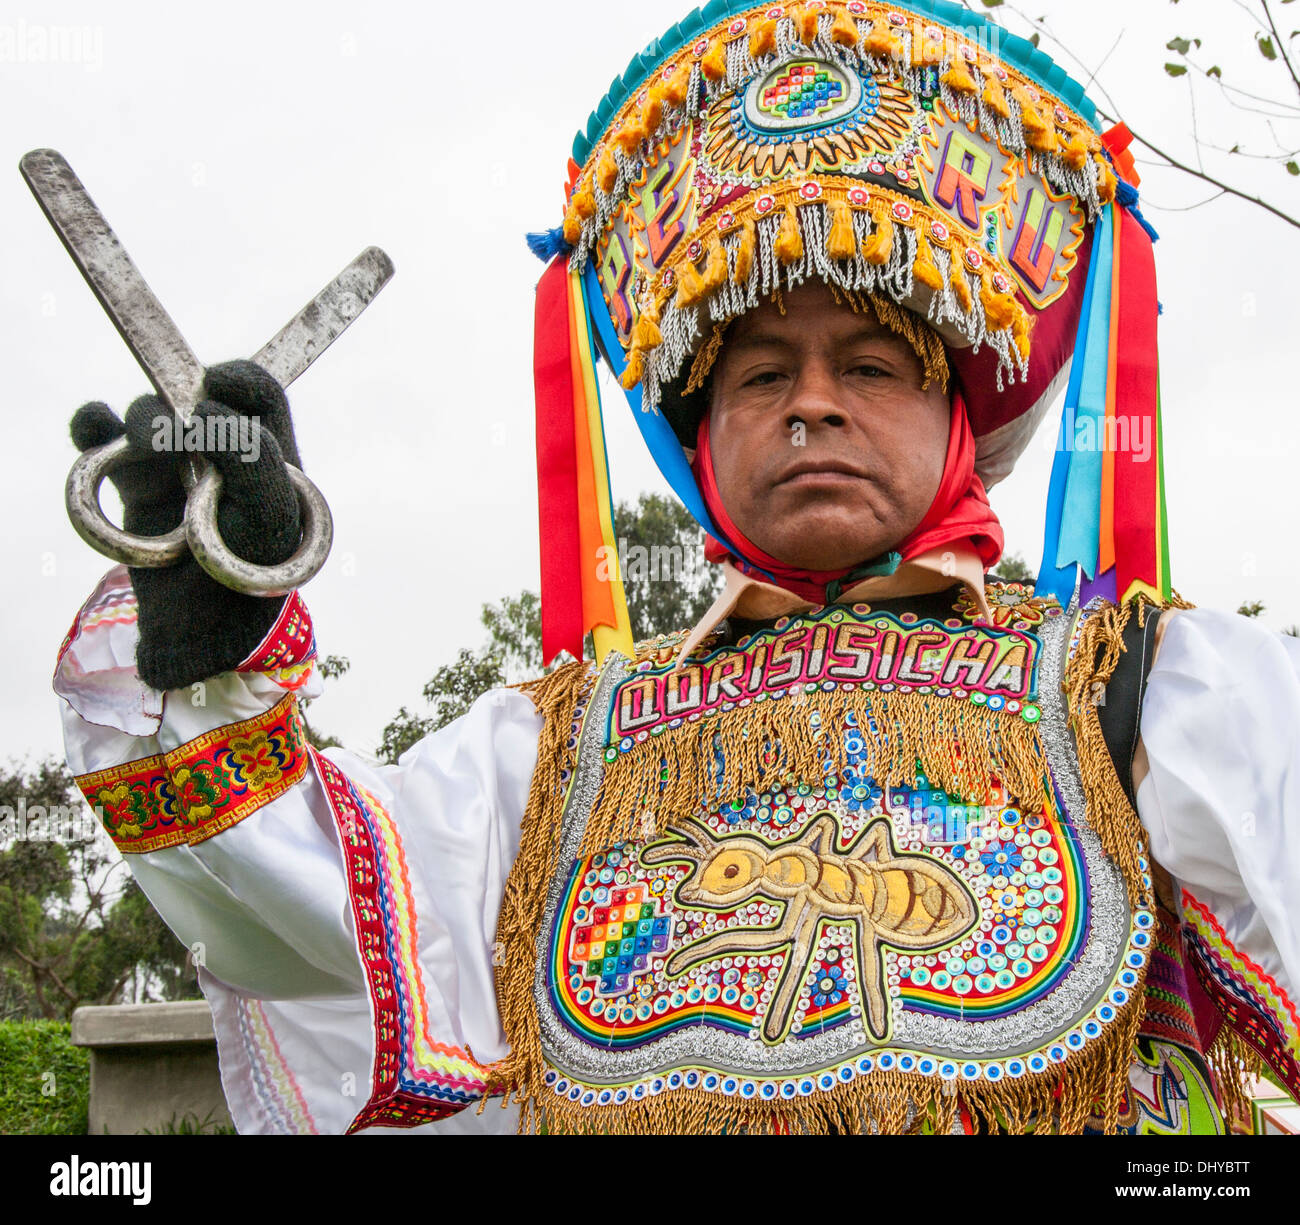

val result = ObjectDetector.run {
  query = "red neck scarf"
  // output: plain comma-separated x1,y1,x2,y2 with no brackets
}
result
692,391,1004,604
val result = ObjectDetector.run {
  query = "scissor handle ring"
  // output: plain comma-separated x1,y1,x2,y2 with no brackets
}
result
66,437,334,595
185,464,333,597
65,436,188,566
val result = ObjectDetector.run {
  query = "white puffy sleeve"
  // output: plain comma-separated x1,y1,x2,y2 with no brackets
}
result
56,567,540,1134
1136,606,1300,1097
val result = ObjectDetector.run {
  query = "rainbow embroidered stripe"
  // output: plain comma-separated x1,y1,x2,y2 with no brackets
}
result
1182,890,1300,1098
75,694,308,853
234,998,319,1135
236,590,318,691
312,752,493,1131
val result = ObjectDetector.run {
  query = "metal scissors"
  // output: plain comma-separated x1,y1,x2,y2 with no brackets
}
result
21,148,394,597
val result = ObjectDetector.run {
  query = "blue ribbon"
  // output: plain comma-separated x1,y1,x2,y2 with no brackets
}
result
1055,202,1114,580
581,261,730,548
1035,208,1110,606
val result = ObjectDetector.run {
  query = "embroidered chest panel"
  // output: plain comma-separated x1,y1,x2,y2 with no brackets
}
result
530,604,1153,1116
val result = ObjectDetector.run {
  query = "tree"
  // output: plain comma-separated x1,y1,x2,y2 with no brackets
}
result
0,759,193,1021
994,551,1035,583
376,493,724,763
615,493,723,640
966,0,1300,231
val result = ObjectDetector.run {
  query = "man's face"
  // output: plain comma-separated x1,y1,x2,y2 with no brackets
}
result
707,281,951,572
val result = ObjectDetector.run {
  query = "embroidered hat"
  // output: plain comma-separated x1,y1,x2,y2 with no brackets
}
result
531,0,1168,663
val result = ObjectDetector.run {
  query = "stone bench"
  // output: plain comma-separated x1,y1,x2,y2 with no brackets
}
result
70,1001,233,1135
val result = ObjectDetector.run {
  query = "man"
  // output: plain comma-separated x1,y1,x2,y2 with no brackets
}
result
56,1,1297,1134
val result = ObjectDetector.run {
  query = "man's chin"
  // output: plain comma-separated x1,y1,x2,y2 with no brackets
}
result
751,508,901,572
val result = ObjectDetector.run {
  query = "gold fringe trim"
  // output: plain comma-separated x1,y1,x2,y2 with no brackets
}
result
684,323,727,395
586,687,1047,858
868,292,951,393
499,990,1145,1135
491,660,595,1107
1060,596,1185,914
1206,1024,1266,1127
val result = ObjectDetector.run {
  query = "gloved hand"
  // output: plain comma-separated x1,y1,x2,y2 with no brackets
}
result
70,360,305,692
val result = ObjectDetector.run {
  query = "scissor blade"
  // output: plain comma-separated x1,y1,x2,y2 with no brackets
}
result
20,148,204,419
253,246,395,388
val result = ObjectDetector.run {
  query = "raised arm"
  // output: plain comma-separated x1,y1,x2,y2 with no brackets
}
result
57,366,541,1133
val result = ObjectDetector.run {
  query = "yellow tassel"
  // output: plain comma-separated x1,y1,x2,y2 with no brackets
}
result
941,57,978,95
733,220,756,284
982,71,1010,118
597,147,618,194
631,302,662,351
913,232,944,292
664,62,692,107
572,180,596,220
826,198,857,261
861,211,893,265
620,348,645,390
830,7,860,47
951,259,973,312
615,118,646,155
1027,115,1060,154
675,257,707,308
1016,88,1049,134
749,17,777,59
1096,153,1118,204
1063,132,1090,171
794,4,821,45
1011,307,1032,362
642,85,665,133
701,38,728,82
980,270,1017,331
775,203,804,264
701,239,729,292
864,16,900,59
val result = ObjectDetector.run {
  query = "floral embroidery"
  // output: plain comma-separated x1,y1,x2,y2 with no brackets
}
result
954,581,1060,630
76,695,308,853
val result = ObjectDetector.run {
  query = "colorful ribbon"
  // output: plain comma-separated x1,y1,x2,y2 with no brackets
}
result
1037,197,1170,608
534,256,634,665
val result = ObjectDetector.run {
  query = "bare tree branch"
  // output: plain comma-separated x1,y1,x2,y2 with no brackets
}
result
1263,0,1300,100
1126,128,1300,229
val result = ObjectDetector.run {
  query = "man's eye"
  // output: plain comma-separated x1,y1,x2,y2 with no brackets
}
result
849,363,887,378
745,371,784,387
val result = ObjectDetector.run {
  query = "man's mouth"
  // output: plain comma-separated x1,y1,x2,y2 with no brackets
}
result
774,460,871,488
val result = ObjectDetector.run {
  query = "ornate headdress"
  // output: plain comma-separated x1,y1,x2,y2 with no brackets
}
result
531,0,1169,663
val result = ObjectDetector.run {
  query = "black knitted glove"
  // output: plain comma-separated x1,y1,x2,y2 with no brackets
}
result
70,360,304,692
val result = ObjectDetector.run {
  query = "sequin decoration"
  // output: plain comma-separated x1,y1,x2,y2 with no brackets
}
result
528,596,1147,1121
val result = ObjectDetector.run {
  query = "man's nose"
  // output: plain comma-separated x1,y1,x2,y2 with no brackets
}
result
784,361,847,432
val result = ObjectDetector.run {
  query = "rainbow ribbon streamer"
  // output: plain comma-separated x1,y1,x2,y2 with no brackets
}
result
1036,199,1171,608
533,257,634,666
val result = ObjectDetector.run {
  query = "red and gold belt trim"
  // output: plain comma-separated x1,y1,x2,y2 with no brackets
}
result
75,694,308,854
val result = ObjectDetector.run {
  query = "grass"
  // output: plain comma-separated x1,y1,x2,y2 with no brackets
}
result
0,1019,90,1135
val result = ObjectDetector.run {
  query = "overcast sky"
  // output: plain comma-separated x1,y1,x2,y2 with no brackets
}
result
2,0,1297,765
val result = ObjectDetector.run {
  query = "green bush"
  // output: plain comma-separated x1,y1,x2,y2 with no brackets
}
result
0,1020,89,1134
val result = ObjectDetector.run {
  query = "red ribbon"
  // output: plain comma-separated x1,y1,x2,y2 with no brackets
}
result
534,257,583,665
1112,207,1160,602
